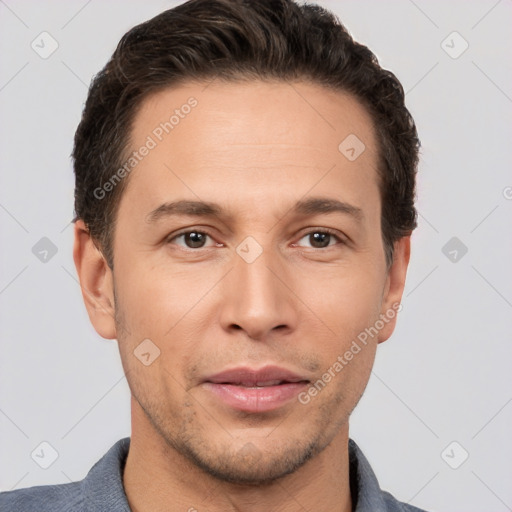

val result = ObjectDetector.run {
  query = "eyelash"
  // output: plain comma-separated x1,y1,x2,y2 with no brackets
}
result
166,227,345,249
166,230,216,248
295,228,345,248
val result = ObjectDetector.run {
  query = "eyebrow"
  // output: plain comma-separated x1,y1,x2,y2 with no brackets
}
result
146,200,222,223
145,197,363,224
293,197,363,222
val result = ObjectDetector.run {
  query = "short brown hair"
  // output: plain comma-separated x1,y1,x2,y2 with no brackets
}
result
73,0,420,268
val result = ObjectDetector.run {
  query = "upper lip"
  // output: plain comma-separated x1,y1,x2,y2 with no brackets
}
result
203,366,310,387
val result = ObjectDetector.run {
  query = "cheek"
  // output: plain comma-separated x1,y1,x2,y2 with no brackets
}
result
114,258,222,339
290,265,384,405
112,261,226,396
112,279,193,407
295,264,385,345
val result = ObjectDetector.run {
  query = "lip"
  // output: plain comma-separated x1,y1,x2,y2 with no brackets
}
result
202,366,310,413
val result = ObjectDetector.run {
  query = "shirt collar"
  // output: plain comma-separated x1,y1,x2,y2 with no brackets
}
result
81,437,393,511
349,438,396,511
81,437,131,512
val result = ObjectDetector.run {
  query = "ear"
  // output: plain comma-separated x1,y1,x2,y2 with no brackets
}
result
377,236,411,344
73,219,117,340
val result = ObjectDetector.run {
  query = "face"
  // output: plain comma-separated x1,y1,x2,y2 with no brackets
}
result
77,80,409,485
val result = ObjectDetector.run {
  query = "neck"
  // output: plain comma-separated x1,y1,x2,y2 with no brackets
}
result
123,397,352,512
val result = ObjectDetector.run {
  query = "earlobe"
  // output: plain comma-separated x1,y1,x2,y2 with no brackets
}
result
377,236,411,344
73,219,117,340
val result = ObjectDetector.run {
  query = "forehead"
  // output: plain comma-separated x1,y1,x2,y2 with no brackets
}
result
121,80,380,217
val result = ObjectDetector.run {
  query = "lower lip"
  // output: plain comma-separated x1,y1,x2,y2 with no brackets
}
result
202,382,308,413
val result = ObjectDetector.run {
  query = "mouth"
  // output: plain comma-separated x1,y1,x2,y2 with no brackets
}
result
202,366,310,413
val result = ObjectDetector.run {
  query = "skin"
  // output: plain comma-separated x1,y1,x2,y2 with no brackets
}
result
74,80,410,512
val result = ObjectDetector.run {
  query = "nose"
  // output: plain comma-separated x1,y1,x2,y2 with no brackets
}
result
218,246,298,341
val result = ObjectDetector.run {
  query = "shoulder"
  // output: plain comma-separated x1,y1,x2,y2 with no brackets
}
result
0,437,131,512
348,439,431,512
0,481,83,511
382,490,430,512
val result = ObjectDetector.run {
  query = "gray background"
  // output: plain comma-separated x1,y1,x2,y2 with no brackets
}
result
1,0,511,510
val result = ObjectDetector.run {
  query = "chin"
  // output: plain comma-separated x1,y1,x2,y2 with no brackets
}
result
176,436,321,485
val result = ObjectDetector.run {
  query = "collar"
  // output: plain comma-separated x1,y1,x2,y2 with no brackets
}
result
80,437,409,511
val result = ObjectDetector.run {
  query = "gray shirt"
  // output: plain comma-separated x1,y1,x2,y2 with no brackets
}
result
0,438,428,511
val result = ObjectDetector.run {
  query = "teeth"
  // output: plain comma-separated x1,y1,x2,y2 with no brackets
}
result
255,380,282,387
236,380,283,387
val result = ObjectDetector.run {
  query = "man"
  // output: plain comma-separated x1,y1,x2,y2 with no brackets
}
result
1,0,426,510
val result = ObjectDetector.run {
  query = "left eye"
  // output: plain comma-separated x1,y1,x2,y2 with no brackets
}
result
296,231,340,249
170,231,216,249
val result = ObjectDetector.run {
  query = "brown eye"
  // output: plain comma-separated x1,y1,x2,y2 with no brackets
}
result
297,231,340,249
184,232,207,248
309,232,331,248
170,231,215,249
